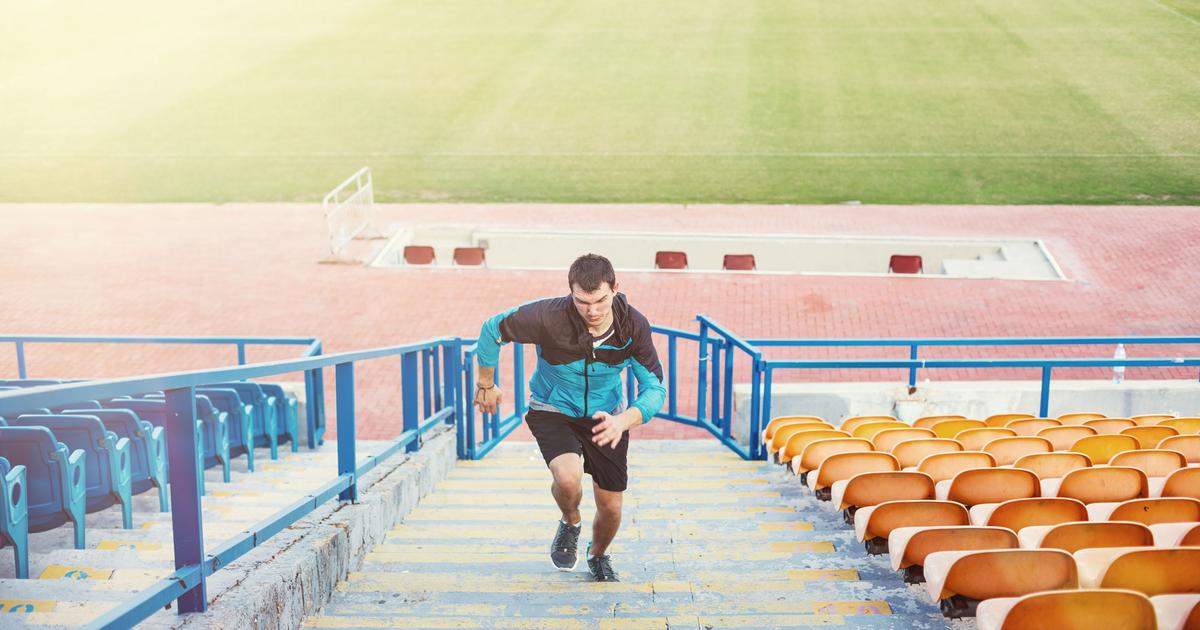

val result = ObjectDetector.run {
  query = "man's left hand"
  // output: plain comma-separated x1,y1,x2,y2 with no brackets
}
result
591,411,634,449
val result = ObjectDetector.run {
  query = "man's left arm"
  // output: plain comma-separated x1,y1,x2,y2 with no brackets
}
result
592,319,666,448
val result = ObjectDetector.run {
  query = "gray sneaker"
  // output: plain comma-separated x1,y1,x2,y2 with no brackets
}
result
586,542,619,582
550,520,581,571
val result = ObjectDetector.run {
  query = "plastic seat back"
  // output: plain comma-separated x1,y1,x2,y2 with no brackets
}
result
1101,548,1200,596
862,500,968,542
918,450,995,484
1058,412,1107,425
872,427,935,452
763,416,826,441
771,424,831,455
794,438,872,475
1072,434,1140,464
1085,418,1137,434
779,429,848,464
1108,498,1200,525
947,467,1040,506
897,526,1017,569
1058,467,1148,504
1013,452,1091,479
1007,418,1061,436
1109,449,1186,477
61,408,153,491
839,471,935,510
937,549,1077,601
956,428,1017,451
893,438,962,469
986,497,1087,532
984,436,1054,466
838,415,898,433
913,414,967,429
984,412,1036,427
930,419,987,438
1161,417,1200,434
0,426,80,534
811,451,897,491
11,415,116,510
986,590,1156,630
1041,521,1153,553
1157,435,1200,464
1161,467,1200,500
49,400,101,413
850,421,909,440
1039,425,1098,451
1130,414,1174,425
1121,425,1179,450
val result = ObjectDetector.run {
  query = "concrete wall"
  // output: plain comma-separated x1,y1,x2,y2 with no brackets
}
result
734,379,1200,447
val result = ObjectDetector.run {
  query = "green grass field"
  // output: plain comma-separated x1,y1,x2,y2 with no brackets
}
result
1,0,1197,204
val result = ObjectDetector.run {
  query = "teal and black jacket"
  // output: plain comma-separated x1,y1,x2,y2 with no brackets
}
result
476,293,666,423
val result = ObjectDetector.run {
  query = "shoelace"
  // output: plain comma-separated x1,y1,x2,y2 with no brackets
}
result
552,522,578,553
592,555,616,580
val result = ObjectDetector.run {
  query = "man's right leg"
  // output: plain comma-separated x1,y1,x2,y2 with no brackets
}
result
525,410,586,571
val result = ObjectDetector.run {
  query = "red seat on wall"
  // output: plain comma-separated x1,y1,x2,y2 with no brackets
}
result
453,247,486,266
655,251,688,269
403,246,436,265
723,254,756,271
889,255,923,274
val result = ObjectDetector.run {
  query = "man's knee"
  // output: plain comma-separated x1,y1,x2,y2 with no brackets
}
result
594,486,624,517
548,454,583,493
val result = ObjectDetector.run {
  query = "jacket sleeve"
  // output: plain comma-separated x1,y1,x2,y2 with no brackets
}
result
476,301,545,368
627,317,666,424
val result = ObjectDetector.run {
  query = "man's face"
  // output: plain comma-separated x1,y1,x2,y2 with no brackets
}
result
571,282,617,328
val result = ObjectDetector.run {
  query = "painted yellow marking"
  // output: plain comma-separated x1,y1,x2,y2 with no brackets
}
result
767,541,837,553
95,540,162,551
759,522,814,531
0,600,55,613
344,573,678,593
367,549,806,563
306,616,588,629
788,569,859,582
400,507,794,522
38,565,114,580
690,615,844,627
599,618,668,630
811,601,891,615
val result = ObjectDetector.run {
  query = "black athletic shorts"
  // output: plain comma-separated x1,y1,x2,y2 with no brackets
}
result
525,409,630,492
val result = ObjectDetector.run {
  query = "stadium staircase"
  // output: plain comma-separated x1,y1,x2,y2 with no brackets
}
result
304,439,946,629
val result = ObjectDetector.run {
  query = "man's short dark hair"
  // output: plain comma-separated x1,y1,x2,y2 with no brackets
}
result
568,254,616,292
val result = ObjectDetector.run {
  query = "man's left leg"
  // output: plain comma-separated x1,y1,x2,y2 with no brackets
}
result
590,483,623,556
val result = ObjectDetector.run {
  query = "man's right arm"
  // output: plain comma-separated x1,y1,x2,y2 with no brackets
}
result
474,301,546,412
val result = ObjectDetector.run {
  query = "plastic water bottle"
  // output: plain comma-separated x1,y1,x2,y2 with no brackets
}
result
1113,344,1126,384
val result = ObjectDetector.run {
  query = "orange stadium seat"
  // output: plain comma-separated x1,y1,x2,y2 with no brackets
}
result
1076,547,1200,595
871,427,935,452
1058,412,1107,425
1052,467,1149,520
955,427,1016,451
839,415,898,434
853,499,968,554
930,419,987,438
791,437,872,478
1038,425,1098,451
1071,433,1139,464
762,415,827,443
983,436,1053,466
1085,418,1137,434
1130,413,1175,425
1110,449,1186,478
850,420,910,440
1161,417,1200,434
920,451,996,486
984,412,1036,427
1159,467,1200,499
832,471,936,519
1007,417,1061,436
1019,521,1153,553
893,438,963,469
923,549,1078,616
975,589,1157,630
1103,497,1200,525
1121,425,1179,449
913,415,968,429
778,429,849,467
1156,434,1200,464
768,424,832,462
888,525,1018,583
943,467,1040,508
809,451,897,500
1014,452,1091,482
973,496,1087,531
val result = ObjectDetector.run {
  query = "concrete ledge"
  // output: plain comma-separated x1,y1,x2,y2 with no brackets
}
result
146,425,457,629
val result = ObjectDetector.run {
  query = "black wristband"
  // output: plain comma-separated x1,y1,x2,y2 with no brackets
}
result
476,384,495,390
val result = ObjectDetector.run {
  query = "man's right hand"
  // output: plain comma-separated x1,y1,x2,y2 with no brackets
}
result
474,384,504,415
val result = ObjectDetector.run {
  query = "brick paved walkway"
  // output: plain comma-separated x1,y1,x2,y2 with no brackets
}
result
1,204,1197,439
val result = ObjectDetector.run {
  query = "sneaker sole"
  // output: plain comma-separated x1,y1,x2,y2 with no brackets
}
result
552,555,579,572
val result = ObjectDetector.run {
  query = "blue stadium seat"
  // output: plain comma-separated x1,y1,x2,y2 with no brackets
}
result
196,387,257,472
0,426,86,549
0,456,29,579
99,399,206,495
205,382,278,459
142,393,231,481
50,400,102,413
12,414,134,529
258,383,300,453
62,408,169,512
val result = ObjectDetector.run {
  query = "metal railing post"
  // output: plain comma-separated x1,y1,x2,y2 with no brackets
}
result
402,351,420,453
513,343,526,417
748,357,762,457
15,341,26,378
464,355,477,459
1039,366,1053,417
908,344,919,392
760,364,773,461
335,362,357,502
164,386,206,613
722,340,735,432
710,340,721,429
668,334,677,418
237,343,246,366
697,320,709,423
421,349,433,420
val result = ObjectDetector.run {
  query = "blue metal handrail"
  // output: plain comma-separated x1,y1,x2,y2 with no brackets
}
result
0,335,466,629
2,334,329,448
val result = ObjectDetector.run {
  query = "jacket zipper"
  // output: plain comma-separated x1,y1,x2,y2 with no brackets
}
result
583,344,593,418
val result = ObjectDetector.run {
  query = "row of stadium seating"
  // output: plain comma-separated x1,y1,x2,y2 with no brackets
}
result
0,379,300,579
765,412,1200,628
